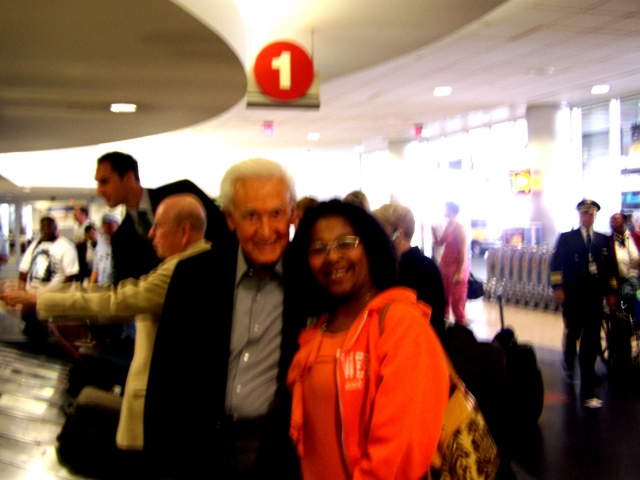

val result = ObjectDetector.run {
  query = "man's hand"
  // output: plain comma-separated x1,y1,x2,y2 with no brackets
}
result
1,279,26,292
554,287,565,305
0,290,37,308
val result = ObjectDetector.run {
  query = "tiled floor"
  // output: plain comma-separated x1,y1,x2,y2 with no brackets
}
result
1,255,640,479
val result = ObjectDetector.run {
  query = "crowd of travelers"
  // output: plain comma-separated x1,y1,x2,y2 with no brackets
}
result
0,152,633,479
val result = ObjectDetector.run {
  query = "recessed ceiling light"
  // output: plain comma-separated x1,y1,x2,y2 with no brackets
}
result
528,66,555,77
591,85,610,95
434,86,452,97
110,103,137,113
307,132,320,141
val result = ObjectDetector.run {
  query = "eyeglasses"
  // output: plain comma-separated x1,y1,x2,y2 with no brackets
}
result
150,222,178,231
308,236,360,256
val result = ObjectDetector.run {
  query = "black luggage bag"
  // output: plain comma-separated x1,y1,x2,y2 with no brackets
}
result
492,294,544,428
57,386,123,477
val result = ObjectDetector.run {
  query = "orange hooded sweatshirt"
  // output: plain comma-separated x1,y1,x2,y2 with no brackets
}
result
288,287,449,479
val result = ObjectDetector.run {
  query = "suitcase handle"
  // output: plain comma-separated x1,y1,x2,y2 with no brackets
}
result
498,293,505,331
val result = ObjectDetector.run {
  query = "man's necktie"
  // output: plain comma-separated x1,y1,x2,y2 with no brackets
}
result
137,209,152,237
586,231,592,251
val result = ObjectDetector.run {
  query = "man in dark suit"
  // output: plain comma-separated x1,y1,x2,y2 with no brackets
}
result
550,199,615,402
145,158,305,479
94,151,226,284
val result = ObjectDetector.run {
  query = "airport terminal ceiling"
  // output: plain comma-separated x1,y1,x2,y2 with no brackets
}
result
0,0,506,155
0,0,248,153
1,0,640,200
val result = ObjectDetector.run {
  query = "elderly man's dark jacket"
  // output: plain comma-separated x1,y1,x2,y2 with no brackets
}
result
144,235,306,478
110,179,226,284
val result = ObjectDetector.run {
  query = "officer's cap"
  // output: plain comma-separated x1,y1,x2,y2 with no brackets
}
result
576,199,600,213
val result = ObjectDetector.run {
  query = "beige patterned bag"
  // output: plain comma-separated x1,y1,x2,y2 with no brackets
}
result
429,366,500,480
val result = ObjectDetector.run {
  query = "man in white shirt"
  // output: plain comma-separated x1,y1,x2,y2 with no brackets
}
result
17,216,79,338
20,217,79,293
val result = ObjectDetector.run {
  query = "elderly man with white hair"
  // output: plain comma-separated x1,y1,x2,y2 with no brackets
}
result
145,158,306,479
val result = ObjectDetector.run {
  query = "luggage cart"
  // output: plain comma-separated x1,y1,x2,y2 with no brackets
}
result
538,248,555,310
529,247,542,308
510,246,525,304
485,246,500,300
521,246,535,306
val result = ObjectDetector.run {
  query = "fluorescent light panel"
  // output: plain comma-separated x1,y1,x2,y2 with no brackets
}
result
110,103,137,113
591,85,610,95
433,86,452,97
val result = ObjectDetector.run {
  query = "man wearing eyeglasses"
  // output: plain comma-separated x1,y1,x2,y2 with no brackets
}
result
1,194,210,456
145,158,305,479
94,151,225,285
88,152,228,390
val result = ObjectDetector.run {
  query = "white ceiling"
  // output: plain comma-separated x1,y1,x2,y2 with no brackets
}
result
212,0,640,154
0,0,246,153
1,0,640,202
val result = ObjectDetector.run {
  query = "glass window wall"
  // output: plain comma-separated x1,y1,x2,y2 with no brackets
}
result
362,119,530,254
584,94,640,221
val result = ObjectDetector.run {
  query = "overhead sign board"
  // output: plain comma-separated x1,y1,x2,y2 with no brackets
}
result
247,41,320,108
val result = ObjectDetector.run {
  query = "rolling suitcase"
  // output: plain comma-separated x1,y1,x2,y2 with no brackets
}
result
492,294,544,428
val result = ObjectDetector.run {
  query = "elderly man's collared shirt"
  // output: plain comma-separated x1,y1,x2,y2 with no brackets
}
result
226,246,284,419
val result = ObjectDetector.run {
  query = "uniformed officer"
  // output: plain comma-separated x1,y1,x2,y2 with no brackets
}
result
550,199,615,401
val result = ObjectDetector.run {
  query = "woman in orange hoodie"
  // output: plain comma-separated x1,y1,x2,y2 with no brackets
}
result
287,200,449,480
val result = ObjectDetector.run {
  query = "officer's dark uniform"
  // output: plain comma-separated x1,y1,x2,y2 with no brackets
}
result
550,199,615,397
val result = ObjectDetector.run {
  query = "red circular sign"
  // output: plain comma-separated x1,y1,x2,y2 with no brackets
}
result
254,41,314,101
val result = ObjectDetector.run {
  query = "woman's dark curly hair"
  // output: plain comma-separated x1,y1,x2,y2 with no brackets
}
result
290,199,398,316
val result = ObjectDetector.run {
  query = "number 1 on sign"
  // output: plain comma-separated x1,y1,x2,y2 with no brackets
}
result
271,51,291,90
